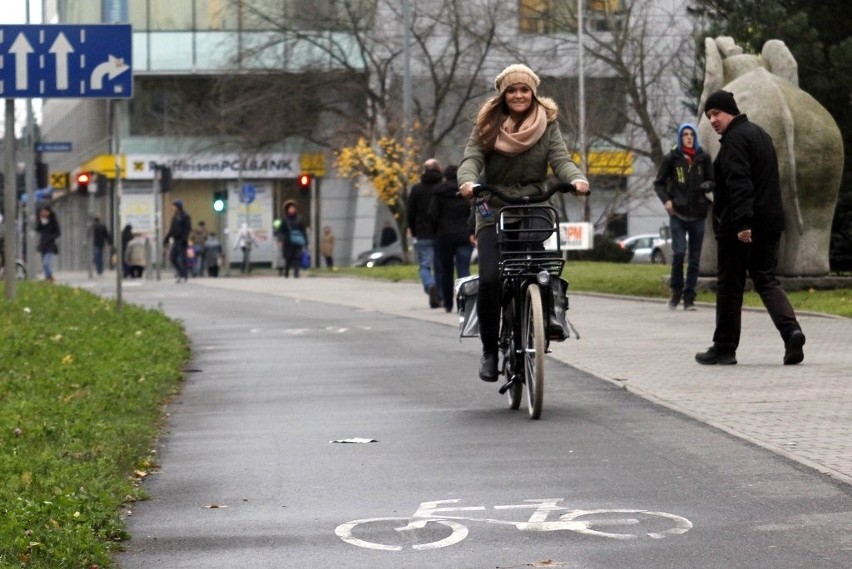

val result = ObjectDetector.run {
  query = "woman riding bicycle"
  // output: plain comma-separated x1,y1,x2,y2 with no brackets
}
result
457,63,590,382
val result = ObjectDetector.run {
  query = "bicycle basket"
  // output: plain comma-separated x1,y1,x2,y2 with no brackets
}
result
496,205,564,279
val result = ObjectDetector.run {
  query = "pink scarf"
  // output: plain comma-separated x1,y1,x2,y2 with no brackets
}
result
494,105,547,156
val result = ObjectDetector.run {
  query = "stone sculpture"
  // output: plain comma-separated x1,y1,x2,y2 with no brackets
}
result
697,36,844,276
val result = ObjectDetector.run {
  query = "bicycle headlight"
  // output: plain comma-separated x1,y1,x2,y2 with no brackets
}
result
536,270,550,286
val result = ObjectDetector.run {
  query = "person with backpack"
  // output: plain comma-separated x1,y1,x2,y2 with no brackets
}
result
277,200,308,278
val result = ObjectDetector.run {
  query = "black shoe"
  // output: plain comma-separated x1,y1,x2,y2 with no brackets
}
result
784,330,805,365
479,352,498,382
428,284,441,309
668,291,682,310
695,346,737,365
683,300,697,311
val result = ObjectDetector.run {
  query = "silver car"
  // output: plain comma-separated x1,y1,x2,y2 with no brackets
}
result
616,233,672,264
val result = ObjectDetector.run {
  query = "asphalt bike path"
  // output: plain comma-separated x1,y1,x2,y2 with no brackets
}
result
182,274,852,487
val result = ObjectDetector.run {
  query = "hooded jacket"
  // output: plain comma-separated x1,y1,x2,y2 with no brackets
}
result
406,168,443,239
712,114,785,237
653,123,713,221
457,96,587,235
428,170,471,238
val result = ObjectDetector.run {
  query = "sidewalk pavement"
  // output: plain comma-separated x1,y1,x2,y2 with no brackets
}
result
64,271,852,486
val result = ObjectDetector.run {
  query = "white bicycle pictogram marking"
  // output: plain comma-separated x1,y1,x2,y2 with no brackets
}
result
335,499,693,551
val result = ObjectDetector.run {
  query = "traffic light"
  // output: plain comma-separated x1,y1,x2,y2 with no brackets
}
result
75,172,92,193
212,190,227,213
297,173,312,191
156,165,172,193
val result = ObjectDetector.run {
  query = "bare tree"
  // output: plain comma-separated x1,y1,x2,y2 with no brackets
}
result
539,0,700,232
206,0,515,157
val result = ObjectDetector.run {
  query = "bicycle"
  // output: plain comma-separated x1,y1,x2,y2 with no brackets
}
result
335,498,693,551
471,182,582,419
0,254,27,280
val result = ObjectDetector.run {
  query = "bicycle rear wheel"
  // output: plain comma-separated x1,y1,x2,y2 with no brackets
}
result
523,284,545,419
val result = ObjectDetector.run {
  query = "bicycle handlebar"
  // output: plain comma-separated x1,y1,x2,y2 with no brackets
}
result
471,182,587,204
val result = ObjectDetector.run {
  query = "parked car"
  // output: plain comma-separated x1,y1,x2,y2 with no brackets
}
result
616,233,672,264
353,243,404,267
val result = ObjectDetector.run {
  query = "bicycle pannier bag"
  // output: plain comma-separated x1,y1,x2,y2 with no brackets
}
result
455,275,480,338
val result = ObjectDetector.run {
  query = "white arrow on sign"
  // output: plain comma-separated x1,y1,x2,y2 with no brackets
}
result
10,32,34,90
90,55,129,90
49,32,74,91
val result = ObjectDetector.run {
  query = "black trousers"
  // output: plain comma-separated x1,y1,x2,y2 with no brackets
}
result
475,225,501,353
713,232,800,351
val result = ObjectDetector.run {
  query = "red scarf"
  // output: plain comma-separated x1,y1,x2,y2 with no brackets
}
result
682,146,696,165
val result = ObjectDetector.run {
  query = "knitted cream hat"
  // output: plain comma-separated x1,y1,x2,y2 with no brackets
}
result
494,64,540,95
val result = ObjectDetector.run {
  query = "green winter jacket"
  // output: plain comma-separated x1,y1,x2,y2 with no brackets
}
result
457,119,587,235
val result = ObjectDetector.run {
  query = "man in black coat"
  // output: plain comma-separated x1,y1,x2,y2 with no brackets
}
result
164,200,192,282
406,158,443,308
91,217,112,276
695,90,805,366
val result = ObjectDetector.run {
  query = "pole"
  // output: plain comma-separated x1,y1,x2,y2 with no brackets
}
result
4,100,17,299
309,176,318,268
110,101,123,310
154,169,161,280
578,0,590,222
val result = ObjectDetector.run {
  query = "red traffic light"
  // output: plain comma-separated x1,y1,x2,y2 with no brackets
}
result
75,172,92,192
297,173,312,189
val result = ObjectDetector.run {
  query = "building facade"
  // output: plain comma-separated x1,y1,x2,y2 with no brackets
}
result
38,0,697,272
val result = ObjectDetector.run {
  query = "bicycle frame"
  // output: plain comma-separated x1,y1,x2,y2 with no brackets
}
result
495,203,564,417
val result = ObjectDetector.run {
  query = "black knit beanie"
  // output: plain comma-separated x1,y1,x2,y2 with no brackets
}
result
704,90,740,116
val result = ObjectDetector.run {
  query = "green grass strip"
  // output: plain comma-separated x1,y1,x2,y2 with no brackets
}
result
0,282,188,569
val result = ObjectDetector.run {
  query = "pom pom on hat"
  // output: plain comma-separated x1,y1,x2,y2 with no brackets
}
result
494,64,540,95
704,90,740,116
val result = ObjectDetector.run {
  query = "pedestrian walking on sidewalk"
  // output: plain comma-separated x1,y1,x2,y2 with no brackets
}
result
695,90,805,366
36,206,61,283
91,217,112,276
164,200,191,283
653,123,714,311
407,158,444,308
429,164,473,312
458,63,590,381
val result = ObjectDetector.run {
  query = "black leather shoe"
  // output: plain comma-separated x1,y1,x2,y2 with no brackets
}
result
695,346,737,365
784,330,805,365
479,352,498,382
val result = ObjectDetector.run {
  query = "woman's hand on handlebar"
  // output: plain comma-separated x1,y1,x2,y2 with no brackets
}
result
572,180,590,195
459,181,475,199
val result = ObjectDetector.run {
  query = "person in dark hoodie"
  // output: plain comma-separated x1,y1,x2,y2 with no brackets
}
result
653,122,714,311
695,90,805,366
406,158,444,308
428,164,473,312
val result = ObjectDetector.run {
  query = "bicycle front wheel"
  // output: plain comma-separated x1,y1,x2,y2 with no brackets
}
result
523,284,545,419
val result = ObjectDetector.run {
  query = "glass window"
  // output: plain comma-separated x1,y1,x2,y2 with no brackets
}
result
149,32,194,68
587,0,626,32
129,1,147,30
149,0,193,30
197,0,241,30
518,0,577,34
60,0,102,23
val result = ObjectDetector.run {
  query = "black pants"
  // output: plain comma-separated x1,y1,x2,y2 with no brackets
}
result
476,225,501,353
713,232,801,351
169,241,188,279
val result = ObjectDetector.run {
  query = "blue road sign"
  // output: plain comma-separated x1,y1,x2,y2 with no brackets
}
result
240,184,256,205
35,142,72,153
0,24,132,99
